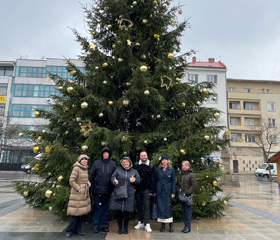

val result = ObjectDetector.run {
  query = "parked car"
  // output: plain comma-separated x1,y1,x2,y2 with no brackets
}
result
255,163,277,178
21,154,43,174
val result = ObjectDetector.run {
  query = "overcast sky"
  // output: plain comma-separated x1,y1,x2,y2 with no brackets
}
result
1,0,280,80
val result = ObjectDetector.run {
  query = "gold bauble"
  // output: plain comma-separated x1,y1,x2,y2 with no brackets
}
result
45,146,53,154
196,101,202,106
123,151,127,155
132,1,137,5
153,0,158,5
34,111,41,117
175,77,182,83
23,191,29,197
81,102,88,109
65,131,69,135
144,90,150,95
67,86,74,93
70,70,77,76
212,96,217,101
76,117,81,122
213,180,218,187
36,136,42,142
34,164,40,171
107,24,112,29
163,138,167,142
154,34,159,39
140,66,148,72
142,19,148,24
156,114,161,119
118,58,123,62
45,190,53,199
162,3,167,8
58,86,63,90
167,53,175,60
58,175,64,182
144,140,148,145
204,135,210,141
219,163,223,169
141,55,147,60
108,100,114,105
182,102,186,107
49,206,53,211
121,136,128,142
33,146,40,153
81,145,88,151
213,112,220,119
224,200,228,205
180,149,186,155
202,88,209,94
72,104,76,108
102,62,109,68
122,100,129,106
46,98,51,102
18,133,24,137
42,129,47,133
103,80,107,84
125,82,131,87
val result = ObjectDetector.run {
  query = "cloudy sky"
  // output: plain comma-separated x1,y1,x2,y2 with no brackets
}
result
1,0,280,80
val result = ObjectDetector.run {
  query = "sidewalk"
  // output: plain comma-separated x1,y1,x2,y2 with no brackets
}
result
1,172,280,239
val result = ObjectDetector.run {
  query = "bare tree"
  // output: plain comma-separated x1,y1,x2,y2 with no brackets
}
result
250,119,280,182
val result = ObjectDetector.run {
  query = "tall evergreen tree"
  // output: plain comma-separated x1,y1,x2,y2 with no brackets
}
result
14,0,230,219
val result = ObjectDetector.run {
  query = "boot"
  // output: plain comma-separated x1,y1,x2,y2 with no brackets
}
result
117,218,123,234
160,223,165,232
182,226,190,233
123,213,129,234
169,223,174,232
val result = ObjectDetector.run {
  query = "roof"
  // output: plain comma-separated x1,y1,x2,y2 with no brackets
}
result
187,57,226,69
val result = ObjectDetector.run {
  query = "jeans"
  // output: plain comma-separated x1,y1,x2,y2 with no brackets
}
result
93,194,110,226
135,189,150,225
182,203,192,229
66,216,82,234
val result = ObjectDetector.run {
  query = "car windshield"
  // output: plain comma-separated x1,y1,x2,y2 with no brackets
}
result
259,164,267,169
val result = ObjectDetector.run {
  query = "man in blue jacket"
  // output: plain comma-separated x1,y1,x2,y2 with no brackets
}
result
89,147,117,233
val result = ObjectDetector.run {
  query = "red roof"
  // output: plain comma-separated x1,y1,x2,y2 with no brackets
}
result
187,57,226,69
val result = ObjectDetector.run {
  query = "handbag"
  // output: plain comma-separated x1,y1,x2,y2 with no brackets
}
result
114,178,128,200
152,199,157,219
178,192,193,206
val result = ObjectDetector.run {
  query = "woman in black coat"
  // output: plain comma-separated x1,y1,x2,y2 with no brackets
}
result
156,155,176,232
110,157,140,234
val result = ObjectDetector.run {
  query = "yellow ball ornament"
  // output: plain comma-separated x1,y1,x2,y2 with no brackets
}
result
70,70,77,76
67,86,74,93
45,190,53,199
34,164,40,171
140,66,148,72
18,133,24,137
33,146,40,153
167,53,175,60
213,112,220,119
23,191,29,197
122,100,129,106
153,0,158,5
107,24,112,29
202,88,209,94
196,101,202,106
81,102,88,109
34,111,41,117
58,86,63,90
204,135,210,141
154,34,159,39
142,19,148,24
45,146,53,154
108,100,114,106
58,175,64,182
180,149,186,155
102,62,109,68
81,145,88,151
213,180,218,187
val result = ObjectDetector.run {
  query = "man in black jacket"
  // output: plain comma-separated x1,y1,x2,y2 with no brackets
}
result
89,147,117,233
133,151,156,233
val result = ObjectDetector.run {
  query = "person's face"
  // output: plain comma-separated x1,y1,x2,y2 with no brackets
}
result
140,152,148,162
122,160,130,169
103,152,109,159
182,163,189,171
80,158,88,166
161,159,168,167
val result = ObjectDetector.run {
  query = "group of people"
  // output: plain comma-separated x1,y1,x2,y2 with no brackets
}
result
65,147,197,238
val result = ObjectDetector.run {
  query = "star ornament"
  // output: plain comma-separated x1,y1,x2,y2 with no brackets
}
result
127,40,132,46
80,120,94,136
178,9,183,15
161,75,173,90
90,43,96,49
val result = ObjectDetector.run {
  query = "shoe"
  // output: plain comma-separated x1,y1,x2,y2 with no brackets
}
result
123,226,128,234
160,223,165,232
169,223,174,233
93,225,99,233
101,226,109,232
145,223,152,233
182,226,190,233
75,232,85,236
66,232,72,238
134,221,144,229
118,228,122,234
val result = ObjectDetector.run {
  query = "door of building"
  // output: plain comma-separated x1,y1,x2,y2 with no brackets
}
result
233,160,239,173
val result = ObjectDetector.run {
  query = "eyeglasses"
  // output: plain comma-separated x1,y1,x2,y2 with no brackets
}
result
81,158,88,160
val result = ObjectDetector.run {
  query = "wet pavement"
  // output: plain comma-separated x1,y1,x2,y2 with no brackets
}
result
1,171,280,239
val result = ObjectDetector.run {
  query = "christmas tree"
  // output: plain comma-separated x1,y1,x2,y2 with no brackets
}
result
14,0,230,219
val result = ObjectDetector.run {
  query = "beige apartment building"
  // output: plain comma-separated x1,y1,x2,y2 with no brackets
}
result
227,78,280,174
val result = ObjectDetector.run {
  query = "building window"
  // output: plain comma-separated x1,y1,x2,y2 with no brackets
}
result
229,102,240,109
0,87,7,95
244,103,254,110
245,134,255,142
244,88,251,93
267,102,275,111
267,89,270,93
0,105,5,116
262,89,264,93
14,84,62,98
207,75,217,84
0,66,13,76
269,135,277,144
47,65,85,79
187,74,198,83
16,66,47,78
231,133,239,142
228,87,236,92
245,118,255,126
269,118,276,127
11,104,51,118
230,117,238,125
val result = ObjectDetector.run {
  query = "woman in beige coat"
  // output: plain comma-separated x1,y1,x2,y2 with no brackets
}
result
66,154,91,238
